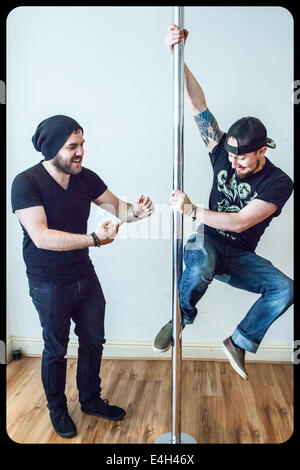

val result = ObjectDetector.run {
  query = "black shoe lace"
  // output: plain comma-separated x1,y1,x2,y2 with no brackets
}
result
94,397,110,406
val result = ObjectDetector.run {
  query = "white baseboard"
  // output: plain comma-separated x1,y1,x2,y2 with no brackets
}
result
7,336,294,363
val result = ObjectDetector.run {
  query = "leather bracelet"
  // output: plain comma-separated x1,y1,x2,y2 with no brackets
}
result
91,232,101,247
133,206,140,219
191,204,197,221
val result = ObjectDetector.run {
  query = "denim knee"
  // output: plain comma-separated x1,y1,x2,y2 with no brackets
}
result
281,277,294,307
187,264,214,284
42,333,68,360
268,275,294,310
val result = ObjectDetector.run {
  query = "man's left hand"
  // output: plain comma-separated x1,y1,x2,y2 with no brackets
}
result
134,195,155,219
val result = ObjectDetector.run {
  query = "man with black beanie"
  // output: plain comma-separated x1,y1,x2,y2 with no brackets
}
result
11,114,154,439
153,25,294,382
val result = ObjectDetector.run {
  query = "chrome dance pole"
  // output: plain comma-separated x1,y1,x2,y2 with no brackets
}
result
155,6,197,445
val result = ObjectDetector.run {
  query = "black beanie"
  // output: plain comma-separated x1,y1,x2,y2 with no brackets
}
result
32,115,83,160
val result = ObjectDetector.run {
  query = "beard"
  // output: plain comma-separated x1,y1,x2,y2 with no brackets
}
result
234,169,252,179
234,158,261,179
51,153,83,175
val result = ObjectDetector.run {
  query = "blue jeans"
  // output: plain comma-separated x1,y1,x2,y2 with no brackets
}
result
179,232,294,353
29,269,106,416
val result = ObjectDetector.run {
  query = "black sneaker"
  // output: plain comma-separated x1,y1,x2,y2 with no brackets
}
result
81,397,126,421
50,410,77,438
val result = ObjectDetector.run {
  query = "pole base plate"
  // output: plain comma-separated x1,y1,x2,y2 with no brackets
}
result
155,432,198,444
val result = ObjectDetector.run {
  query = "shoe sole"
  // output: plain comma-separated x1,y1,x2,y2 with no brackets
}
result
81,410,126,421
55,430,77,438
152,339,172,353
221,342,248,381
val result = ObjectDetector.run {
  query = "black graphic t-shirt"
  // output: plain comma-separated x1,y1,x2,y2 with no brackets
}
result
11,161,108,281
204,133,293,252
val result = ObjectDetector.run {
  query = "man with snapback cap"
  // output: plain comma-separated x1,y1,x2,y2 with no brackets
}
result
153,25,294,381
11,115,154,438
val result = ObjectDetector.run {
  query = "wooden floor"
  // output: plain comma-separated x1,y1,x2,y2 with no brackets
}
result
6,356,293,444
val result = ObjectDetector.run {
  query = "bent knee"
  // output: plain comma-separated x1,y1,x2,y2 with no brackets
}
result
186,264,214,284
282,278,294,305
270,276,294,306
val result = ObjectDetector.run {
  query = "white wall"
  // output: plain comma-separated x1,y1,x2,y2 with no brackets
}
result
6,6,293,357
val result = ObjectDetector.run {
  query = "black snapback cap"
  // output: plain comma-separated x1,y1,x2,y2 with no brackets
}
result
224,117,276,155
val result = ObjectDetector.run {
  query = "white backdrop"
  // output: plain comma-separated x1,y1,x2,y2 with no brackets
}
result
6,6,293,356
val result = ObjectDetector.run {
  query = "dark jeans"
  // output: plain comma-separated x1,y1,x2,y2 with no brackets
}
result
29,269,106,416
179,232,294,353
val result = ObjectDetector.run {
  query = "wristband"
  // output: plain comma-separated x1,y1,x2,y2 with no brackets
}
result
133,206,140,219
191,204,197,221
91,232,101,247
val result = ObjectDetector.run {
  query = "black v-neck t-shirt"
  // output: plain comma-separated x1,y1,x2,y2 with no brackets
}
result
11,161,107,281
204,133,294,252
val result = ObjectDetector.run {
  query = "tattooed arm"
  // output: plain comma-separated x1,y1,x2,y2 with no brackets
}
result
184,64,223,152
194,109,224,152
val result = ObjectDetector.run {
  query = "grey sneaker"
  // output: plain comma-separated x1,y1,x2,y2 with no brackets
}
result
153,320,184,353
222,336,248,381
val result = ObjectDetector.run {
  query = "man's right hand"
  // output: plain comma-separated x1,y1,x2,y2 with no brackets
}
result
165,24,189,56
94,219,124,245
